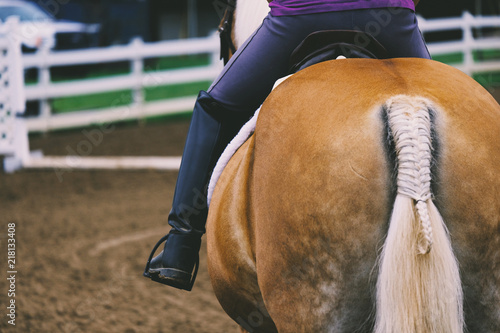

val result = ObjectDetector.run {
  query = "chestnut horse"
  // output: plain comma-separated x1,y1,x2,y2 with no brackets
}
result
207,3,500,333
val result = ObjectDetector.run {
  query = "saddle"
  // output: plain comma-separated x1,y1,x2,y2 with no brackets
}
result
210,31,388,200
289,30,388,74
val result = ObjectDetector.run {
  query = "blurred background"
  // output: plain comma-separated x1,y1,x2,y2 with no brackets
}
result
4,0,499,122
11,0,500,45
1,1,500,332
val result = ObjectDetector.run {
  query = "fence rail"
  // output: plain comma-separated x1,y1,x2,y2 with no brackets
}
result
2,12,500,172
23,34,222,132
418,12,500,75
11,11,500,134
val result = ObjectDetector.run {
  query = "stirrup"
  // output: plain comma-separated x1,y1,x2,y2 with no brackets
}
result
143,234,200,291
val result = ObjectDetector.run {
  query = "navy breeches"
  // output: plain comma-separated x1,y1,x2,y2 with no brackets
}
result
208,8,430,113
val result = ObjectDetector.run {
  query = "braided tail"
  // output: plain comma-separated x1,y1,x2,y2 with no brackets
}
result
375,96,463,333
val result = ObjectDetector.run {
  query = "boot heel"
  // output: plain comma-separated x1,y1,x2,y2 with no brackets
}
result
148,257,199,291
143,233,200,291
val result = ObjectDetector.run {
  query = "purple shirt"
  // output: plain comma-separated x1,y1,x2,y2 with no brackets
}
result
269,0,415,16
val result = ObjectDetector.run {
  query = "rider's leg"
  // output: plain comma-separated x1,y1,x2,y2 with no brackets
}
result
144,91,253,290
144,8,431,291
208,8,429,113
143,15,321,291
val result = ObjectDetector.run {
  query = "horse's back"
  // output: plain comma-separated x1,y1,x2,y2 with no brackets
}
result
208,58,500,332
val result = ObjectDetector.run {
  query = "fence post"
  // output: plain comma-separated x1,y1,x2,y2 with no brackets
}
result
462,11,475,76
131,37,145,122
38,43,52,132
0,17,31,172
210,32,221,71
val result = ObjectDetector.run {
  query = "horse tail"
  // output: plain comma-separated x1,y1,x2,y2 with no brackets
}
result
375,96,464,333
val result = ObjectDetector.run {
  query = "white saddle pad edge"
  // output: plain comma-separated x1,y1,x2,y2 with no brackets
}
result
207,74,293,206
207,107,260,206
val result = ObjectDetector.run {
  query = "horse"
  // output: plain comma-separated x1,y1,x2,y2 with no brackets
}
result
207,2,500,332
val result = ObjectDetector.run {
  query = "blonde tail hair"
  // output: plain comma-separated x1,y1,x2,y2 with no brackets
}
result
375,96,463,333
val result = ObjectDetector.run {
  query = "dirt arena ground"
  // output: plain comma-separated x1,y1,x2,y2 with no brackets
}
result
0,119,240,332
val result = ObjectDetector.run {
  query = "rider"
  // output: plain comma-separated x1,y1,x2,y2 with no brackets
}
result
144,0,429,291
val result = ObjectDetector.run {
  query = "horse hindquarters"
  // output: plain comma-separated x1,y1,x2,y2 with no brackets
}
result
208,59,500,332
207,136,278,333
251,72,394,332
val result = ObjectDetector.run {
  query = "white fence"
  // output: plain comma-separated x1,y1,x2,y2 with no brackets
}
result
18,11,500,133
23,33,222,132
0,17,31,172
418,11,500,75
2,12,500,172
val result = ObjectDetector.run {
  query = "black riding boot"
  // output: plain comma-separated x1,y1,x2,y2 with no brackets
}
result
143,91,252,291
